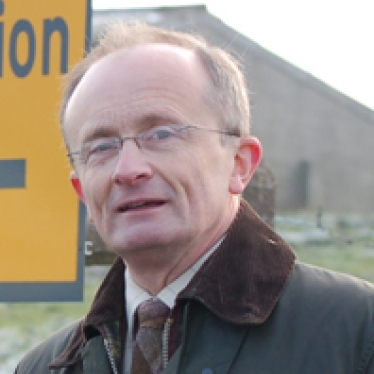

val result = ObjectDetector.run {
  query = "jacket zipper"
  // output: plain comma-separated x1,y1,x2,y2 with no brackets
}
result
104,339,119,374
162,317,173,369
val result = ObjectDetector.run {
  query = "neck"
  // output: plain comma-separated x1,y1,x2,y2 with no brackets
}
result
125,237,223,295
124,242,208,295
124,199,240,295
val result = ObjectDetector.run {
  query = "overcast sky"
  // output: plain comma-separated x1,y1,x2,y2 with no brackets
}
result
93,0,374,111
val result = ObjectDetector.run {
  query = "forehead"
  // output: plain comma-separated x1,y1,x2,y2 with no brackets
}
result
64,44,214,142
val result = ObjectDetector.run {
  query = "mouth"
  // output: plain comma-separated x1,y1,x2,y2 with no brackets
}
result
118,200,166,213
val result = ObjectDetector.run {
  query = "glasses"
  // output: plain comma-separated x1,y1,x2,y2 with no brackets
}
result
67,124,240,166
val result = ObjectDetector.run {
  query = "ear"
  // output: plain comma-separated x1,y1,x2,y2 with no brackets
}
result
70,171,94,222
229,136,262,195
70,170,85,202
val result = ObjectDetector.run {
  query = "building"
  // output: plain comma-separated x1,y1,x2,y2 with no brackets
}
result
92,5,374,212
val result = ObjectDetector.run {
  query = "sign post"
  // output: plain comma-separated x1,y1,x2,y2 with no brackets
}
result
0,0,91,302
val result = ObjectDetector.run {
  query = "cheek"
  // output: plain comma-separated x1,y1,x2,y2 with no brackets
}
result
81,171,111,218
176,153,222,203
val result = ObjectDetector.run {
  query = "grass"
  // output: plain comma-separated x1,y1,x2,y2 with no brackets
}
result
0,285,94,330
293,244,374,282
275,210,374,282
0,267,107,328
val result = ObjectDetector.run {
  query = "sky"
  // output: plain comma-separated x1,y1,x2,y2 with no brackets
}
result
92,0,374,111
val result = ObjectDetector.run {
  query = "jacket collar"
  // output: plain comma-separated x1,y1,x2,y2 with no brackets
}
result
179,200,295,324
50,199,295,367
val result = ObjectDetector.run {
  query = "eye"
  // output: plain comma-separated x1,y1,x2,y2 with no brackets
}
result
91,141,117,153
82,138,121,162
143,125,185,141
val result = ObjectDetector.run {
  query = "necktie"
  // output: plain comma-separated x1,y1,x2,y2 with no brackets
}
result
131,298,170,374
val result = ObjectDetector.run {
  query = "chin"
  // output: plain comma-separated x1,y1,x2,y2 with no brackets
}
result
111,231,186,257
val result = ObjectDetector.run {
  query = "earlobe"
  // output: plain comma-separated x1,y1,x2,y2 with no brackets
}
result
70,171,85,202
229,136,262,195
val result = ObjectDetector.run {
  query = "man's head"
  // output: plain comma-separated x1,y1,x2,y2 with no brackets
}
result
62,22,261,278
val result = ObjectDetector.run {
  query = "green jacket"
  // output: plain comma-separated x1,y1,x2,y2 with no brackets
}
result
15,201,374,374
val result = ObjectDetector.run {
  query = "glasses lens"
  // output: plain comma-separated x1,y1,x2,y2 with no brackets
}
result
82,138,121,164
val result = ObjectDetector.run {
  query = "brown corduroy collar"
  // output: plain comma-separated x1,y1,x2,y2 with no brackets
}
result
178,200,295,324
50,199,295,368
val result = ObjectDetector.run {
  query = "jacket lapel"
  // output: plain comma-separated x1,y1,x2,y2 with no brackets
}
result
80,336,113,374
164,302,248,374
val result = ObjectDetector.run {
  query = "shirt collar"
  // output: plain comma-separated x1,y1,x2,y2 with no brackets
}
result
125,237,224,333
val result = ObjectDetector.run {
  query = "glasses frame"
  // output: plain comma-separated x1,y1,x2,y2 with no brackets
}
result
67,124,240,165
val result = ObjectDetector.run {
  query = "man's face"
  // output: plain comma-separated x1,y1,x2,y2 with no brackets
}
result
64,44,255,264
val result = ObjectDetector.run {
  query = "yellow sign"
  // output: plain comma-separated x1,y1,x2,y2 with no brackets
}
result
0,0,90,300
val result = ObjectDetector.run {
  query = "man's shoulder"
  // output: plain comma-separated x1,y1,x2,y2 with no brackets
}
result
283,261,374,316
15,320,82,374
292,261,374,295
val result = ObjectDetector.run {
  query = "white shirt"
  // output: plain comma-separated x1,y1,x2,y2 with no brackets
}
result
122,239,223,374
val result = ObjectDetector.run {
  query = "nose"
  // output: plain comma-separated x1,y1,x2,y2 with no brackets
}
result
111,139,153,185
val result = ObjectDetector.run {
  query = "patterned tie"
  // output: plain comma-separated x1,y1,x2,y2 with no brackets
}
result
131,298,170,374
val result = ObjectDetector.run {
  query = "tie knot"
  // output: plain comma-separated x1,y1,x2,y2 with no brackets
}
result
137,298,170,329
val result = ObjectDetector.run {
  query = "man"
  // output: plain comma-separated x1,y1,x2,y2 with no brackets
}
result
16,22,374,374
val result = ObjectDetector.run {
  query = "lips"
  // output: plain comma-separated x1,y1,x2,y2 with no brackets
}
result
118,200,165,212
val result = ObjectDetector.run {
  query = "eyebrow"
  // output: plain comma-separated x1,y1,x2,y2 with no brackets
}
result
141,113,176,125
81,112,183,143
137,111,184,129
81,125,118,144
